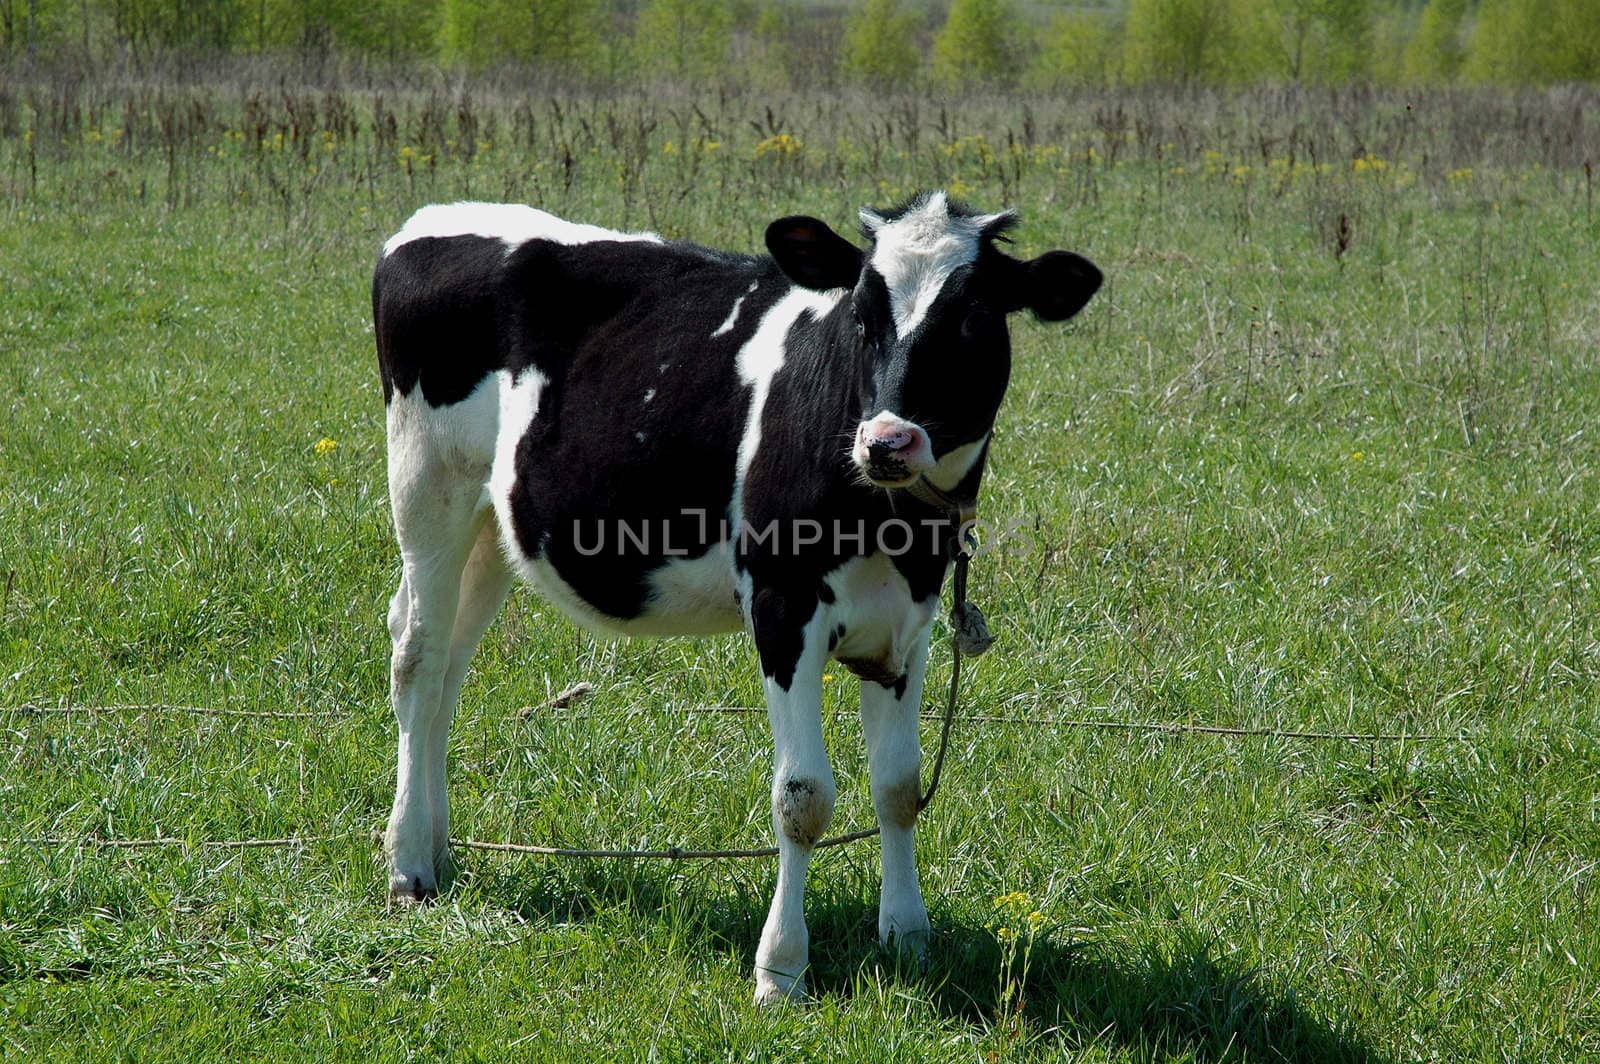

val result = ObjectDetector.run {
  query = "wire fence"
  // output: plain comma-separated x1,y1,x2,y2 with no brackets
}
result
1,691,1489,860
4,699,1468,743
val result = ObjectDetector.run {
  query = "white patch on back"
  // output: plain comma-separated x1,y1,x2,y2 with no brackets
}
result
383,202,661,258
712,295,746,337
863,191,986,338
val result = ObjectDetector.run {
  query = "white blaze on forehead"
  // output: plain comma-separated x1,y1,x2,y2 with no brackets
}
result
861,192,1008,338
383,202,661,258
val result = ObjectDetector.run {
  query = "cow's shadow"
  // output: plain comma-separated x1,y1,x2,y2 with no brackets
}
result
857,918,1385,1064
458,859,1384,1063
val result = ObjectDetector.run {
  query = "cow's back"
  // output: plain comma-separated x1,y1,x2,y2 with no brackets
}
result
374,203,662,408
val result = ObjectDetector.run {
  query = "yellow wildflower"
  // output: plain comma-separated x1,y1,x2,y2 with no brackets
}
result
754,133,802,159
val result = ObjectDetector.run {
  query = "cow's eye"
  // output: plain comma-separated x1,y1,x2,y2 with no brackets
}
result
961,305,994,339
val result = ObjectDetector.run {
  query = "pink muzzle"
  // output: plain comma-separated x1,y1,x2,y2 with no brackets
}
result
853,412,934,486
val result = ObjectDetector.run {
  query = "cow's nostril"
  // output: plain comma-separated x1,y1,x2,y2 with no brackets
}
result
866,432,914,455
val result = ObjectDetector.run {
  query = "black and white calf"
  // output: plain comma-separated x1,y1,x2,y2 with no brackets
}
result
373,192,1100,1003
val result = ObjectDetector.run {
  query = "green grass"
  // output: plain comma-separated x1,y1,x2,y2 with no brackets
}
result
1,78,1597,1060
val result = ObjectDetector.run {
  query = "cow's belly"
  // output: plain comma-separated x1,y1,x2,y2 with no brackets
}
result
521,543,744,637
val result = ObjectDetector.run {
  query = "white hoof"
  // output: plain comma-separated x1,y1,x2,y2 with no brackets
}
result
753,972,807,1006
387,870,438,907
880,901,932,963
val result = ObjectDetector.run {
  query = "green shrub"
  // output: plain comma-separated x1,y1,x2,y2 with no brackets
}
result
1467,0,1600,84
632,0,733,80
1029,9,1124,90
1124,0,1249,84
1403,0,1469,84
1250,0,1373,84
931,0,1019,88
841,0,921,89
439,0,600,71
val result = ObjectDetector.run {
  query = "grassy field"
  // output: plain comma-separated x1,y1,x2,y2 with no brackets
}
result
1,75,1598,1060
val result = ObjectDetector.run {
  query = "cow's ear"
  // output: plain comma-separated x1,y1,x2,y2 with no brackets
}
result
766,216,863,291
1010,250,1102,322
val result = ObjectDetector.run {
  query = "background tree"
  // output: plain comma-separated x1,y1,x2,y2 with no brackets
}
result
931,0,1019,88
752,2,848,89
439,0,599,70
1403,0,1469,84
1469,0,1600,84
1552,0,1600,82
527,0,603,71
97,0,249,55
632,0,733,80
438,0,511,65
840,0,921,89
1252,0,1372,83
323,0,434,60
1124,0,1247,84
1028,9,1124,89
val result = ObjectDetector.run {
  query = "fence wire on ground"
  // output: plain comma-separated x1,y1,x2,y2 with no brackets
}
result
3,694,1490,859
5,699,1466,743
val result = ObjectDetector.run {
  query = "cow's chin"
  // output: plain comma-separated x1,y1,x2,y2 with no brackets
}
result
859,459,920,489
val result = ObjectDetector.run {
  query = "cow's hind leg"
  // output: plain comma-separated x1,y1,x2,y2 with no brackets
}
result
385,458,493,904
859,626,933,961
426,517,513,869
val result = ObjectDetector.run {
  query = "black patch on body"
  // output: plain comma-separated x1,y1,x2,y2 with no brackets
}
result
750,585,817,692
497,239,778,621
374,235,511,406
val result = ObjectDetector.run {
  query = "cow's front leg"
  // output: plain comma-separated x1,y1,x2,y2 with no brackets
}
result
750,587,834,1005
860,623,933,961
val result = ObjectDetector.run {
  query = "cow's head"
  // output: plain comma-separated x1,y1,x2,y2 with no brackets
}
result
766,191,1101,491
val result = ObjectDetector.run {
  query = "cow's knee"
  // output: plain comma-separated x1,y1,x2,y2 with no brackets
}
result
874,772,921,832
774,775,836,848
391,622,447,706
